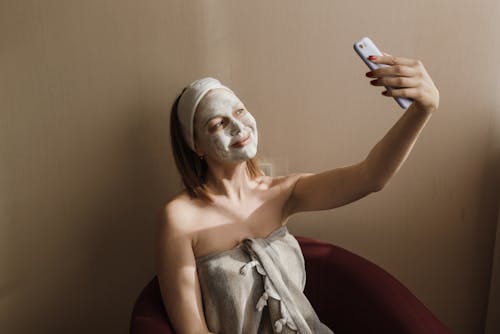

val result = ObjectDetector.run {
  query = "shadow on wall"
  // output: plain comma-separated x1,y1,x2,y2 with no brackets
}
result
1,99,179,332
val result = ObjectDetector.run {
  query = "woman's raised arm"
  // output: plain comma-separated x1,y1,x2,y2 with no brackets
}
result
283,54,439,216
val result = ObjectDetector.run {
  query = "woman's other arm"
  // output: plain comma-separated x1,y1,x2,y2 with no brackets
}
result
155,202,213,334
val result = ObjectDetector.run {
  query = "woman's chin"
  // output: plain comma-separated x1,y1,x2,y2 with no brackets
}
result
225,148,257,162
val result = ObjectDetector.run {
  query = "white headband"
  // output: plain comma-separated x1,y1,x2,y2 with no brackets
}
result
177,77,234,152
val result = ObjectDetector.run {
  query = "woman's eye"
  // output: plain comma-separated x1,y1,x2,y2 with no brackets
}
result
236,108,245,115
212,120,224,129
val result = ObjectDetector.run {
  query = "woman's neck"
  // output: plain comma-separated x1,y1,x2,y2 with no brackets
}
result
205,161,254,202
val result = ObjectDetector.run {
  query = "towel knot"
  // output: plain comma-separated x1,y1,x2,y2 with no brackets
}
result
256,291,269,311
239,260,259,275
274,318,288,332
276,300,298,331
239,251,299,332
240,258,267,276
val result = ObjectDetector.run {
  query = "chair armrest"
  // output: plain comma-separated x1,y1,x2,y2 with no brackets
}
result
130,277,175,334
296,235,452,334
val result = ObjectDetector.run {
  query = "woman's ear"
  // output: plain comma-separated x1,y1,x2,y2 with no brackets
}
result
194,142,204,158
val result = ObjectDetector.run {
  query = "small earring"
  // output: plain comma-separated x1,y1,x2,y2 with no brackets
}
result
199,155,204,160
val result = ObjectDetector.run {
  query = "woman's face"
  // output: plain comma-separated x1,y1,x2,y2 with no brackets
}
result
193,88,258,162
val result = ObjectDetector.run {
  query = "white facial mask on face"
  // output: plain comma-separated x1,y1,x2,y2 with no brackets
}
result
193,88,258,162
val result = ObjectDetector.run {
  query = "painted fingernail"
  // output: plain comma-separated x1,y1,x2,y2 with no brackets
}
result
382,91,388,95
366,72,374,77
368,55,376,60
370,80,377,85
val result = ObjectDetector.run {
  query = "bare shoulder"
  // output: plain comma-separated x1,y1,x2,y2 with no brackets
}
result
268,172,313,193
157,190,202,242
268,172,314,218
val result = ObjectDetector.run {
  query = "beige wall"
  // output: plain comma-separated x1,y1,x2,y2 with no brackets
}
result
1,0,499,333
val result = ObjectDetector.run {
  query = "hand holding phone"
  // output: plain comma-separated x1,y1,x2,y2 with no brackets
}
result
353,37,413,109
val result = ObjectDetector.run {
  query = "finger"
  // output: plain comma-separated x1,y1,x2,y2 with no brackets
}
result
369,54,417,66
370,76,419,88
366,65,418,78
381,87,419,99
382,52,392,57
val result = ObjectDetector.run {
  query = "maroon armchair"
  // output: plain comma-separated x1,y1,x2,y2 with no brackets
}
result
130,234,452,334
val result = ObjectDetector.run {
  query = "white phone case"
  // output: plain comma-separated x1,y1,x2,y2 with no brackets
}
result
353,37,413,109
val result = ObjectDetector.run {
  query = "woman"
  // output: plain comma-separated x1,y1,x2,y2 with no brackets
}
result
155,52,440,334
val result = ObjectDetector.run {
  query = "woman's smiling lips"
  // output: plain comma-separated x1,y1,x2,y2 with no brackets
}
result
231,134,251,148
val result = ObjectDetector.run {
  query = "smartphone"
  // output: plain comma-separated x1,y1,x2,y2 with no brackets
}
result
353,37,413,109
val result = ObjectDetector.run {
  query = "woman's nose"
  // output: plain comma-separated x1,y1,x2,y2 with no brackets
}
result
229,118,245,136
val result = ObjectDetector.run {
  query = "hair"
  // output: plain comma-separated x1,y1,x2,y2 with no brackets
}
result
170,87,263,203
